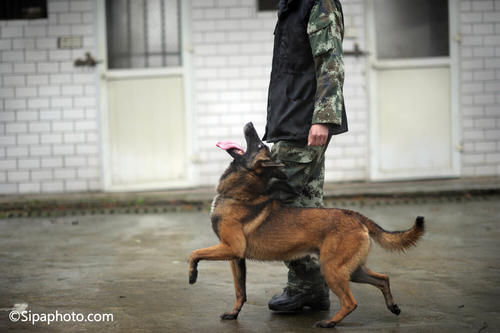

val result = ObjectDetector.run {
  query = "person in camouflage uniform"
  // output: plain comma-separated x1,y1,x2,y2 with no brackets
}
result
264,0,348,312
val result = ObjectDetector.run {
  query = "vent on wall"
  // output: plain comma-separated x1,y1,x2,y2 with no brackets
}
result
0,0,48,20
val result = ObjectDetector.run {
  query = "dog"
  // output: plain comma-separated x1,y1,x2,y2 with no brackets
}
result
189,122,424,328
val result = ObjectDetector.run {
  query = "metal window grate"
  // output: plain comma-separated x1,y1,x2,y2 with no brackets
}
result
106,0,182,69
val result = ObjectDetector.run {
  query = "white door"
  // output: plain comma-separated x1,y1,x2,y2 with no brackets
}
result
98,0,192,191
367,0,459,180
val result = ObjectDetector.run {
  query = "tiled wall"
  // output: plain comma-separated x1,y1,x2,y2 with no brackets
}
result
0,0,100,194
459,0,500,176
191,0,369,185
1,0,499,195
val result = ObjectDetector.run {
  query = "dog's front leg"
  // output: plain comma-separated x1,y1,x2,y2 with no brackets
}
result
221,258,247,320
189,243,238,284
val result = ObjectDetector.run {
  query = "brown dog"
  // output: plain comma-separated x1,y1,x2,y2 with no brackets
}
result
189,122,424,328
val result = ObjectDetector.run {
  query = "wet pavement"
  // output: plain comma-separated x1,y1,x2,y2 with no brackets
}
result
0,195,499,332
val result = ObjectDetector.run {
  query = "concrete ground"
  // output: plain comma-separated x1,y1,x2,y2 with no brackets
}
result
0,195,499,332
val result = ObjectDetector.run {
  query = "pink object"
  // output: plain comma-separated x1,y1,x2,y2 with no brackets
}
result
216,141,245,155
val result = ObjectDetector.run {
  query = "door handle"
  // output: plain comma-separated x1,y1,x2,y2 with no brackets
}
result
344,43,369,58
74,52,102,68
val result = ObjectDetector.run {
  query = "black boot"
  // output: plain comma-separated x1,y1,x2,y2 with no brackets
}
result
268,256,330,312
268,287,330,311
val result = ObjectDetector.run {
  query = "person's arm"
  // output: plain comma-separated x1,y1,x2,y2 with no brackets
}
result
307,0,345,146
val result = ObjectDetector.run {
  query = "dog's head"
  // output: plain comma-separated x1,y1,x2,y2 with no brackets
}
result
217,122,287,181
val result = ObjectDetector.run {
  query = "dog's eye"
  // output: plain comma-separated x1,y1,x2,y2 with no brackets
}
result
258,144,263,149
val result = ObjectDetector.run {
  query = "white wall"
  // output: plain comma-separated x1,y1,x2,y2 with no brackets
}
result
191,0,275,185
1,0,499,195
0,0,100,194
192,0,500,185
191,0,369,185
459,0,500,176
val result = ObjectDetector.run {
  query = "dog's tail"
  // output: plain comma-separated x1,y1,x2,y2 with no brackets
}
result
356,213,425,252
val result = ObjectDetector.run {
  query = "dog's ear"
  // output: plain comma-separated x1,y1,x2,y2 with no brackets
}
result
260,160,285,168
257,158,287,179
257,158,284,169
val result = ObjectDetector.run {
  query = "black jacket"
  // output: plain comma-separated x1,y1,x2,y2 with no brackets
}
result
263,0,348,143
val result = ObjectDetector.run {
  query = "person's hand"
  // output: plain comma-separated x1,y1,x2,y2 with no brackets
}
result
308,124,329,146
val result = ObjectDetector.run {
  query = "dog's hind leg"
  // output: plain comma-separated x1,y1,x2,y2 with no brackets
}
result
316,263,357,328
315,233,370,328
315,259,356,326
350,265,400,315
188,243,239,284
220,258,247,320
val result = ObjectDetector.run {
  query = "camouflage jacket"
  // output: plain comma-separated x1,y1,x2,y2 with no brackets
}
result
307,0,345,127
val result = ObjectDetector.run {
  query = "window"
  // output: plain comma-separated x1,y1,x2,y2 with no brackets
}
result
374,0,449,59
258,0,279,11
106,0,182,69
0,0,47,20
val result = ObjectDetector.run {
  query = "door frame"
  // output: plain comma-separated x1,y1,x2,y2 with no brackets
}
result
365,0,461,181
95,0,197,191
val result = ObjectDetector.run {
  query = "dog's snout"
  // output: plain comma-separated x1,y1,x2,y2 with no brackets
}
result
243,122,255,136
243,122,264,148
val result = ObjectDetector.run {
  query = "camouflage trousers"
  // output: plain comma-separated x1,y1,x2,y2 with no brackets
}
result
270,140,330,295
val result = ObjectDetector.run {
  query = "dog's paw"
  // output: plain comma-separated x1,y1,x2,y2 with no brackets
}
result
314,320,337,328
220,312,238,320
189,269,198,284
389,304,401,315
